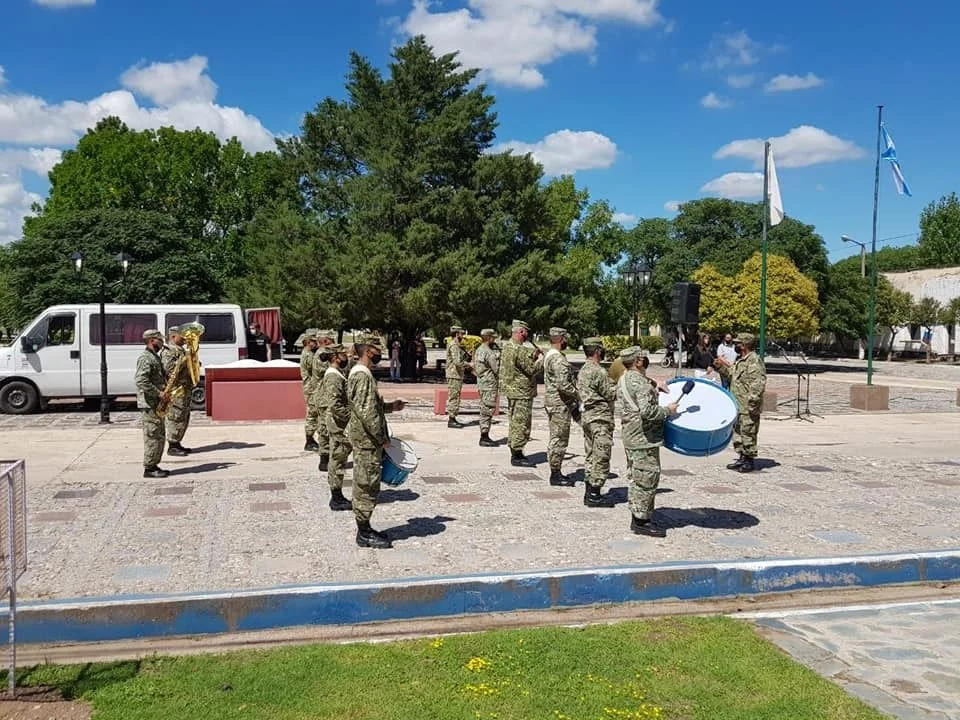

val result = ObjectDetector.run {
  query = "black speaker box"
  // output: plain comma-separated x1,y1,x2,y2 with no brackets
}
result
670,282,700,324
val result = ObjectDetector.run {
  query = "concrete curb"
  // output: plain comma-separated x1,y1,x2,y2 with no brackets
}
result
3,550,959,646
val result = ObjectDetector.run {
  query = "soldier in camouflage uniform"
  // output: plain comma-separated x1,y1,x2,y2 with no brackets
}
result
347,339,405,549
543,327,579,486
577,337,617,507
308,332,336,467
618,347,678,537
499,319,543,467
300,331,319,451
318,344,353,511
136,329,169,479
161,326,195,457
445,325,472,428
720,332,767,473
473,328,500,447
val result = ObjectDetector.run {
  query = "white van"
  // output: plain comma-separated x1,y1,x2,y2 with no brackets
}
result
0,303,250,414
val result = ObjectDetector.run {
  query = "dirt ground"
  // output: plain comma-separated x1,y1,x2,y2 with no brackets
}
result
0,688,90,720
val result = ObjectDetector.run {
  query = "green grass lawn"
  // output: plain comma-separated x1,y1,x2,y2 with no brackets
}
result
11,617,888,720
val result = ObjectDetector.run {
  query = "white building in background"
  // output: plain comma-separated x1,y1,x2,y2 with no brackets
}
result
882,266,960,356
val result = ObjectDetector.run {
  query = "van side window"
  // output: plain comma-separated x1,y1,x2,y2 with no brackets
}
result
46,314,76,345
166,313,236,343
90,314,157,345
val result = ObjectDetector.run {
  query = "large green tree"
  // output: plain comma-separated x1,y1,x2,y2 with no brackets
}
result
918,192,960,267
874,277,914,359
820,263,869,349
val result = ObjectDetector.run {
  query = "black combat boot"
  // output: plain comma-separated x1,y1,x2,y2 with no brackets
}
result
739,456,756,473
167,442,188,457
726,453,744,470
479,432,496,447
304,436,320,452
448,416,465,429
318,454,330,472
510,449,535,468
143,466,169,479
329,488,352,511
549,468,576,487
583,485,616,508
631,515,667,538
356,521,392,549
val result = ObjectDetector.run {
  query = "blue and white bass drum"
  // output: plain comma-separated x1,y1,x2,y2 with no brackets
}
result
658,377,739,457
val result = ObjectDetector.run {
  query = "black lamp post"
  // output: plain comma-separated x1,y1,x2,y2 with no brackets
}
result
71,251,134,424
621,258,652,343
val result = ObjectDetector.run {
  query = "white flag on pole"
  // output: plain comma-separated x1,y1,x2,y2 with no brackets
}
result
766,144,784,226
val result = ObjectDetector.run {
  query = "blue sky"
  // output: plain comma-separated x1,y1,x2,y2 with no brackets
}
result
1,0,956,262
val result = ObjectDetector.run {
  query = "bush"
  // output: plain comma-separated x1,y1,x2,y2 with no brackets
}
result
601,335,633,354
445,335,483,354
640,335,664,353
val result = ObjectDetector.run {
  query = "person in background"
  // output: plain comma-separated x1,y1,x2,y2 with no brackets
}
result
390,340,401,382
445,326,471,428
300,332,320,451
693,333,718,383
246,321,271,362
473,328,501,447
714,332,738,389
414,334,427,381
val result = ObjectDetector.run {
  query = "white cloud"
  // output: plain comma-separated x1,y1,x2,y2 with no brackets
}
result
726,73,755,88
0,67,6,88
764,72,825,93
713,125,866,169
493,129,618,175
0,147,62,177
701,30,763,70
700,92,732,109
700,172,763,199
0,174,42,244
664,200,681,212
32,0,95,6
120,55,217,106
400,0,665,89
613,211,637,225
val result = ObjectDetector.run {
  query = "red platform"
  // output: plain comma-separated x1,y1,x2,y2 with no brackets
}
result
206,364,305,421
433,387,500,415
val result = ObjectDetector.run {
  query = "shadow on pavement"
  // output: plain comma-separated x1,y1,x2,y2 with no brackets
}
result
168,462,237,476
190,441,266,453
752,458,781,471
657,507,760,530
387,515,455,541
378,488,421,504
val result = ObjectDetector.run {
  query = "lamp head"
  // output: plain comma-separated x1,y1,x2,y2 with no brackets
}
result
115,252,134,274
70,251,83,275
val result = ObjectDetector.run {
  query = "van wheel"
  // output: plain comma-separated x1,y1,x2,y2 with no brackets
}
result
0,381,40,415
190,384,206,411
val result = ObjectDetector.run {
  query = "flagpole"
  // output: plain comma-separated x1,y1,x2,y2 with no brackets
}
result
758,140,770,359
867,105,883,386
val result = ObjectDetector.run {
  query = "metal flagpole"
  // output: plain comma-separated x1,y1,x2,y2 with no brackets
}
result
758,141,770,359
866,106,883,386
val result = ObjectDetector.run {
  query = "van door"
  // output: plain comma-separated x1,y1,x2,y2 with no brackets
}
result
18,311,81,398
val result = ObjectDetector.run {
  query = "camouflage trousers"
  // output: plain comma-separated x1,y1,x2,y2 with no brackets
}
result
507,398,534,452
326,418,351,491
352,446,382,524
478,384,497,433
545,405,571,470
733,411,761,458
142,409,165,469
582,419,613,488
305,391,320,435
626,446,661,520
164,394,191,444
446,379,463,417
307,400,330,454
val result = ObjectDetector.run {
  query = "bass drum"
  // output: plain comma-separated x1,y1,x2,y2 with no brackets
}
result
658,377,738,457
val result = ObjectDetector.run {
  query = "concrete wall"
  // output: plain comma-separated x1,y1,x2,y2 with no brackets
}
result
882,267,960,356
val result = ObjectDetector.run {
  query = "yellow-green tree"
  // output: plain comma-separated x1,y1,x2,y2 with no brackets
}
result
693,253,820,338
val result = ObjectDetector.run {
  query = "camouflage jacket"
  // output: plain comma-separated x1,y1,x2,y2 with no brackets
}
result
728,351,766,414
618,369,667,450
473,343,499,392
160,343,194,391
446,341,468,380
543,348,578,411
135,348,166,410
299,348,315,390
319,366,349,429
577,360,615,425
347,365,389,450
498,339,543,400
309,352,331,401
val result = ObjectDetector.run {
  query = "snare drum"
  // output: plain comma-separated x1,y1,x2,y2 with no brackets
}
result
658,377,738,456
382,438,419,487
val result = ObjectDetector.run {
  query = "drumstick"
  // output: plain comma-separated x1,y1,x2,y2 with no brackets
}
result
675,380,696,409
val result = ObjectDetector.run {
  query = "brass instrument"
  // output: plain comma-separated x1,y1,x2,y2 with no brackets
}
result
157,322,205,417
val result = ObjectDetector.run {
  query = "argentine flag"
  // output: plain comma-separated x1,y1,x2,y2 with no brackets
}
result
880,123,912,197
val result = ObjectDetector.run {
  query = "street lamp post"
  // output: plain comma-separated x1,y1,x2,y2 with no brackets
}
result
621,259,652,343
71,251,134,424
841,235,866,278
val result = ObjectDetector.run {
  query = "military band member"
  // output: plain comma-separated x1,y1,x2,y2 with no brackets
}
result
720,333,767,473
308,331,336,466
543,327,579,486
577,337,616,507
300,331,319,451
473,328,500,447
319,344,353,511
160,326,194,457
136,329,169,478
445,325,471,428
499,319,543,467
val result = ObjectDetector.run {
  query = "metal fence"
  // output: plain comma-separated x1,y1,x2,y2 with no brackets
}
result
0,460,27,696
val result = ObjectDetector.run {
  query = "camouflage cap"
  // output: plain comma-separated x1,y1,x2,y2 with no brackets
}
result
302,331,318,342
480,328,497,337
327,343,345,353
733,332,756,346
167,325,180,335
361,336,383,348
142,329,163,341
582,336,604,349
549,327,567,338
619,346,641,363
450,325,466,335
512,319,530,331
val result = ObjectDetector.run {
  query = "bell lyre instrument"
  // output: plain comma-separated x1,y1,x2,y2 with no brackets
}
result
157,322,205,417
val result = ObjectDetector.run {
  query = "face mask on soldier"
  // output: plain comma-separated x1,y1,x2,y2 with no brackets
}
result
370,352,383,365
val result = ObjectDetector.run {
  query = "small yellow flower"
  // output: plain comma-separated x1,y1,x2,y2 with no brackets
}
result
465,656,492,672
430,638,444,649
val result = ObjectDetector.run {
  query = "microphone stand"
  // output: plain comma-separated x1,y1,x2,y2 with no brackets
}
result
769,341,821,423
